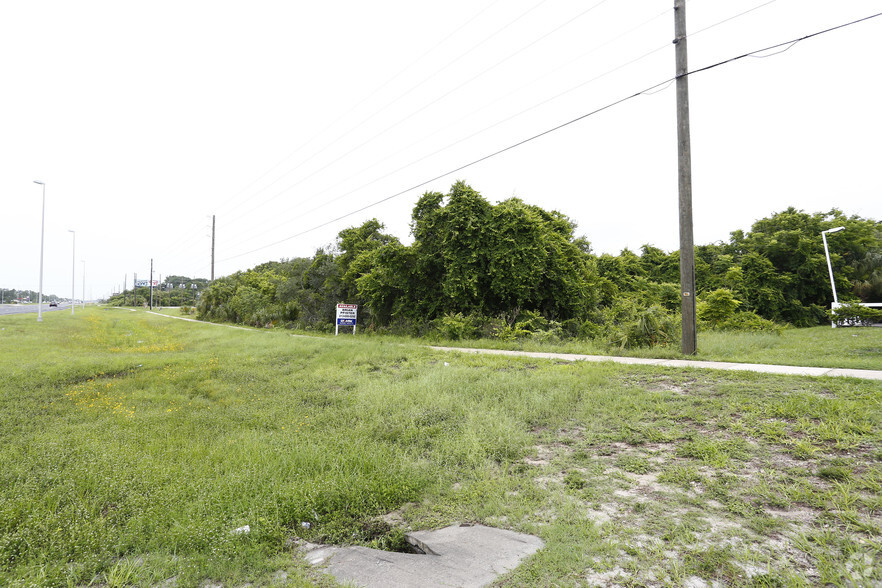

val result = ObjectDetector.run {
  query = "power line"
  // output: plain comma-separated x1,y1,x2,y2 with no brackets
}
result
215,0,552,222
219,83,665,263
211,0,503,220
220,37,673,255
216,0,778,255
687,11,881,77
220,7,673,252
219,11,881,264
688,0,778,38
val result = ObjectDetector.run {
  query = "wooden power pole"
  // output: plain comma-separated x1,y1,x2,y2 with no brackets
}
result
675,0,697,354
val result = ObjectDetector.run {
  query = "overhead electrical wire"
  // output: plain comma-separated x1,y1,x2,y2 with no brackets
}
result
231,0,772,232
215,0,553,222
210,0,503,219
220,4,672,252
222,38,676,254
219,11,882,264
225,0,612,226
276,0,792,225
688,0,778,38
219,0,783,255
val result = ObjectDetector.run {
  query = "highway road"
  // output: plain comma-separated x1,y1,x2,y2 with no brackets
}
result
0,303,72,316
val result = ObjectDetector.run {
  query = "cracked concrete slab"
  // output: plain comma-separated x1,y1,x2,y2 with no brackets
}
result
304,524,544,588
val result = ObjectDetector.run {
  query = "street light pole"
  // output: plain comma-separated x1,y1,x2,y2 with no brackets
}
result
822,227,845,304
821,226,845,327
81,260,86,309
34,181,46,322
68,230,76,315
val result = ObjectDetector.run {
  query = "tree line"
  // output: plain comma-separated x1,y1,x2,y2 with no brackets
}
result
0,289,62,304
196,181,882,346
106,276,209,308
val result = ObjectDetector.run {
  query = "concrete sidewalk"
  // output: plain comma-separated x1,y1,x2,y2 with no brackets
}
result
429,346,882,381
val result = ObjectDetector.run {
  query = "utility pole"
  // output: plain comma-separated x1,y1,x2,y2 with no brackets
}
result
675,0,697,355
149,259,154,310
211,214,216,281
133,273,137,307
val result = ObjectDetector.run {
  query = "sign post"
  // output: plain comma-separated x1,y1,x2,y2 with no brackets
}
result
335,303,357,336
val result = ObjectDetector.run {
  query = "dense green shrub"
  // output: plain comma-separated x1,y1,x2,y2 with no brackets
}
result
433,312,481,340
697,289,741,326
829,302,882,327
604,304,679,349
714,311,784,334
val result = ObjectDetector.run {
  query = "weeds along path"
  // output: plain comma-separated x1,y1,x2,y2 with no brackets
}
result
147,310,882,381
429,346,882,381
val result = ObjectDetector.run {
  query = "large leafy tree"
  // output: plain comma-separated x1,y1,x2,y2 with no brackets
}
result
731,207,879,325
354,181,598,325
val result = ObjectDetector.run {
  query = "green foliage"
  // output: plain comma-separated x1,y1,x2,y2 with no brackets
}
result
732,208,880,325
356,182,599,326
193,187,881,338
829,302,882,327
697,288,741,326
714,311,783,334
197,268,299,327
605,304,679,349
433,312,481,341
336,219,400,303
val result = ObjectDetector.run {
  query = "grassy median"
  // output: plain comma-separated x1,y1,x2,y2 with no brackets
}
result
1,308,880,586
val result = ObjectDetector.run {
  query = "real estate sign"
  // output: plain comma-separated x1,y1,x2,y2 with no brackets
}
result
335,303,357,335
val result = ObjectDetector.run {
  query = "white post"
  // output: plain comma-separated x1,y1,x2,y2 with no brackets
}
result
821,227,845,328
822,232,838,305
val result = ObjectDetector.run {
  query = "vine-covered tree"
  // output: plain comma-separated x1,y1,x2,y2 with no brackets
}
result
353,181,599,326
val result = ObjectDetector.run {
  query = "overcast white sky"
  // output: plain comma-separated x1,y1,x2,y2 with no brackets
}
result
2,0,880,300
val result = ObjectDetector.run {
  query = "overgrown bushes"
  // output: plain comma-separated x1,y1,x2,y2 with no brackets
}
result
192,184,881,347
698,289,783,334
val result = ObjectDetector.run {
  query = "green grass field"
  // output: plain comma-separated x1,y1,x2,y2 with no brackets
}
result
1,308,880,587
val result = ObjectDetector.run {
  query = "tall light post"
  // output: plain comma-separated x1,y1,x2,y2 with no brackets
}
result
822,226,845,327
68,230,76,315
81,260,86,309
33,181,46,322
821,227,845,304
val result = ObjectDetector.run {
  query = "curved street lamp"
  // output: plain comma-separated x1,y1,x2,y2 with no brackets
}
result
821,226,845,303
821,226,845,327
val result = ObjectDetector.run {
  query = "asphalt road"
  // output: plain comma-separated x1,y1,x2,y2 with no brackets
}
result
0,303,70,316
